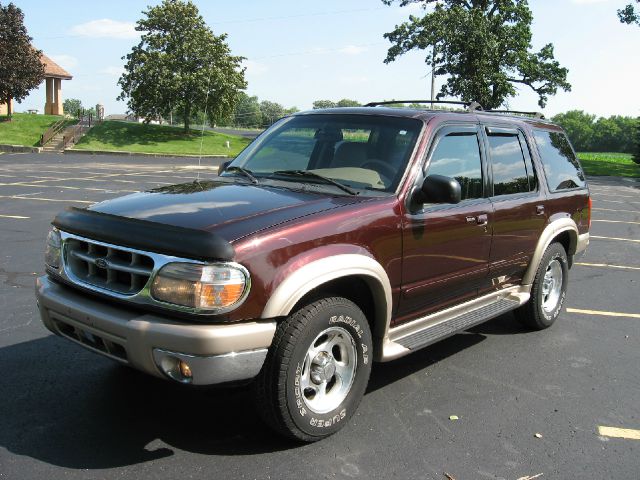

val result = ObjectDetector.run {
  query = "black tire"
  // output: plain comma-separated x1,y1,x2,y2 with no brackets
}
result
517,242,569,330
255,297,373,442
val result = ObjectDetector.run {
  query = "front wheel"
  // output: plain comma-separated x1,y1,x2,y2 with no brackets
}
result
255,297,372,442
517,242,569,330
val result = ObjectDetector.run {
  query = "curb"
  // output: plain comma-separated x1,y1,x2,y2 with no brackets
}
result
64,148,232,159
0,144,42,153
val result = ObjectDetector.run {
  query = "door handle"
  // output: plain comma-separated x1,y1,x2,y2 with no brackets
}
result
536,205,545,215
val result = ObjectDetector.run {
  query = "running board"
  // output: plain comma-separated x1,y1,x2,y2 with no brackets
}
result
379,286,530,361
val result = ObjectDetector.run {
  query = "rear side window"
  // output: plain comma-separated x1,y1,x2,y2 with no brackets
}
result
487,133,535,196
533,130,586,191
427,132,483,200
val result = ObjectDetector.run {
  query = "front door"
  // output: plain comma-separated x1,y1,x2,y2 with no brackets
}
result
397,124,492,326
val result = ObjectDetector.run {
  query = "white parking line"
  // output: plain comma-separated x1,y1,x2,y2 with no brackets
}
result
592,219,640,225
591,235,640,244
575,262,640,271
0,195,93,204
596,198,640,205
0,183,137,193
592,207,640,214
592,193,640,199
567,308,640,319
598,426,640,440
0,214,29,219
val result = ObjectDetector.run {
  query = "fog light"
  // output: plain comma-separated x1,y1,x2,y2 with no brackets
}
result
179,360,192,379
155,353,194,384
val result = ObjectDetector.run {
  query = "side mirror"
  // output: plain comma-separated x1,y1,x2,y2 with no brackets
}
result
414,174,462,205
218,160,231,175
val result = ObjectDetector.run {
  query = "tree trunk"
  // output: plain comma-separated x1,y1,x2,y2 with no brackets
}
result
184,103,191,132
6,97,13,120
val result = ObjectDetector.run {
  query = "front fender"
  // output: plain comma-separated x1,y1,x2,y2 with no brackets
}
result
261,252,392,340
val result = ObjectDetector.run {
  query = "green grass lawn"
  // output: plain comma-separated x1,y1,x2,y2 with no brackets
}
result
0,113,64,146
578,152,639,178
73,120,250,156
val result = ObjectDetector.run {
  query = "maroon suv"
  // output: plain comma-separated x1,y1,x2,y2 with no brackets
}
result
36,102,590,441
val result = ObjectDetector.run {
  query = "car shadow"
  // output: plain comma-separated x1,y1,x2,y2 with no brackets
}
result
0,314,523,469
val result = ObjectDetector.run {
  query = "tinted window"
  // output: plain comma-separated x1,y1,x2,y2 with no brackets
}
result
427,133,483,200
533,130,586,191
488,134,531,196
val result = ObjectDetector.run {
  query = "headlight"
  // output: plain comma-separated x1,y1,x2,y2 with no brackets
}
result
150,262,249,312
45,227,61,269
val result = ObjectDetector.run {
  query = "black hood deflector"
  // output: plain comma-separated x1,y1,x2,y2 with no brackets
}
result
52,207,235,262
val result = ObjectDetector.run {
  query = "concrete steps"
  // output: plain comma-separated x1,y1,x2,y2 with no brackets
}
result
42,132,66,152
41,122,90,152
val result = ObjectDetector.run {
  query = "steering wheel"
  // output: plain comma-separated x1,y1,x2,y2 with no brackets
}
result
360,160,396,185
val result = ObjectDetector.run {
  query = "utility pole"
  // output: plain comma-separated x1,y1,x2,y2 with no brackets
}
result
430,44,437,109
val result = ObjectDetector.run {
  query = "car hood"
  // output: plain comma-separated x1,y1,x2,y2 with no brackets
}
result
90,180,359,242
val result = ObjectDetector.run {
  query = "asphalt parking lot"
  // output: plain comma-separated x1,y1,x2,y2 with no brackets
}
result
0,152,638,480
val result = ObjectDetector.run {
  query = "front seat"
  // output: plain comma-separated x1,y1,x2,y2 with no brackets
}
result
330,142,368,168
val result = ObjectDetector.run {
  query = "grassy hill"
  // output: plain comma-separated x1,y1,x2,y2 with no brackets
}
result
73,120,250,156
0,113,63,146
578,152,639,178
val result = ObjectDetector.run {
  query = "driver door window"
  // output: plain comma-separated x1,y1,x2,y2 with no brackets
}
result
426,132,484,200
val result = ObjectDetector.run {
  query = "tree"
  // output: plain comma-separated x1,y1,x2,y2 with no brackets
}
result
260,100,286,126
63,98,83,117
619,1,640,25
0,2,44,119
313,100,337,109
383,0,571,109
633,118,640,165
552,111,637,154
231,93,262,127
118,0,246,132
336,99,361,107
551,111,596,152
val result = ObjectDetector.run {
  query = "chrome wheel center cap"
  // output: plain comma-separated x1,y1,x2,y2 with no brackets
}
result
310,351,336,384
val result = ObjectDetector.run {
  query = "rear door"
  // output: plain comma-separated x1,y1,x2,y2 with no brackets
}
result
482,124,547,292
398,124,492,325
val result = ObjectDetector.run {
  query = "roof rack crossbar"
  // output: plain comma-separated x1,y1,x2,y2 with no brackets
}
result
364,100,483,112
485,109,545,119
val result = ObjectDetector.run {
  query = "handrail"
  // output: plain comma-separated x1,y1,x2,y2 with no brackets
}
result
62,124,84,149
40,119,67,146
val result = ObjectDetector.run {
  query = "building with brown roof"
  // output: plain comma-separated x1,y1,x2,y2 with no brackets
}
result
0,53,73,116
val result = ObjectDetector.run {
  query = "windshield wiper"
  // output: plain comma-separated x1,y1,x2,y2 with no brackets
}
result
272,170,358,196
224,166,259,184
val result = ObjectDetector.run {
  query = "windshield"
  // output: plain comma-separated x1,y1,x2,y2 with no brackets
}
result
222,114,423,194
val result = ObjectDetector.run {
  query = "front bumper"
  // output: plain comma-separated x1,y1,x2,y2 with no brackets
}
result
36,276,276,385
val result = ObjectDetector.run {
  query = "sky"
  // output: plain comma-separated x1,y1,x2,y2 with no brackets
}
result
11,0,640,118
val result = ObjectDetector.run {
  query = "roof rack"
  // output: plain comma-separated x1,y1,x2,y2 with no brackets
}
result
364,100,483,112
484,109,545,119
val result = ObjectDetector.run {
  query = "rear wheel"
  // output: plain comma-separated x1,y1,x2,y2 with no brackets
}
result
517,242,568,330
255,297,372,442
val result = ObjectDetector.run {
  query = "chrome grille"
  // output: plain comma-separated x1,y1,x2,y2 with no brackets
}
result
65,238,154,295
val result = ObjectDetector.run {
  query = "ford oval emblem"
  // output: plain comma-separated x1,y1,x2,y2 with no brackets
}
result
95,258,109,269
